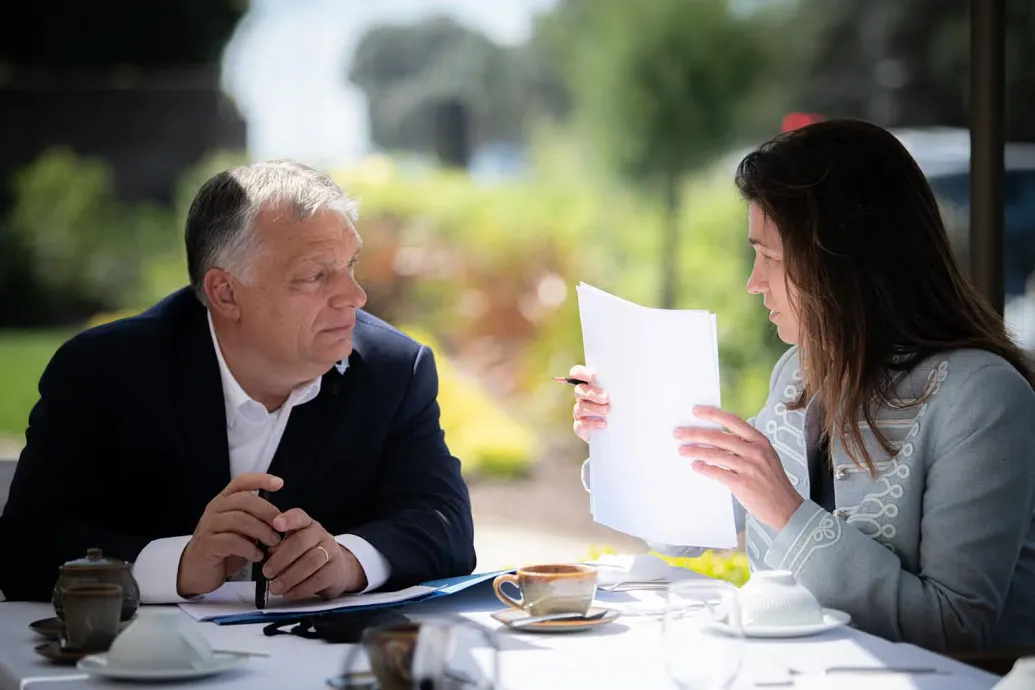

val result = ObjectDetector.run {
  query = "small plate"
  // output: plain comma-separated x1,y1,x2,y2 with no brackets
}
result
33,641,92,665
490,607,619,633
29,616,132,641
77,651,248,681
708,608,851,638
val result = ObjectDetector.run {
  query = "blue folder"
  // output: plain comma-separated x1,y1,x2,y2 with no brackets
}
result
210,569,513,625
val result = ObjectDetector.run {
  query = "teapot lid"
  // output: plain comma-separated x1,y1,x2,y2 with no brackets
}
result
62,548,127,569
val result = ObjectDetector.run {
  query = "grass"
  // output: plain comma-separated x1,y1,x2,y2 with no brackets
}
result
0,329,71,438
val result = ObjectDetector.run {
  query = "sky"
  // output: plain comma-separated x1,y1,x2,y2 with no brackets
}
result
220,0,557,166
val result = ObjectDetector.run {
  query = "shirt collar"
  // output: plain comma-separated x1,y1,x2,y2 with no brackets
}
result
206,311,330,426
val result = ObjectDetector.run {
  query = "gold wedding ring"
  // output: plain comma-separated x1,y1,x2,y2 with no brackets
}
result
316,545,330,564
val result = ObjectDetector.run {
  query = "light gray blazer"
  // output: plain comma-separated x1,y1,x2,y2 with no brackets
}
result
582,346,1035,651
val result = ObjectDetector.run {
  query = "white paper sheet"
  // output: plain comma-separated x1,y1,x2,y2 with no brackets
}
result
577,282,736,548
178,581,437,621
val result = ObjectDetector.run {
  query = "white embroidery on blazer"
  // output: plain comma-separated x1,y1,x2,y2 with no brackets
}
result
842,360,949,553
748,362,807,567
790,510,844,573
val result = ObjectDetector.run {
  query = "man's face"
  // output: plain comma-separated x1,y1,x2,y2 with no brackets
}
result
232,207,367,379
745,202,800,345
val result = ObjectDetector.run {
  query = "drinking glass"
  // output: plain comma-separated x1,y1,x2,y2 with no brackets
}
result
661,579,744,690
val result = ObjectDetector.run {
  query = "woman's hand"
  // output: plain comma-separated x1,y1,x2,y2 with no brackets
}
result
568,365,610,443
676,405,804,531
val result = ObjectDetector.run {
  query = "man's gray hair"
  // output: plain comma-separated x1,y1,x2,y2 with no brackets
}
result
184,159,359,304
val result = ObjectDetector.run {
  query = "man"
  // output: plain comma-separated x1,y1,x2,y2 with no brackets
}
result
0,160,476,603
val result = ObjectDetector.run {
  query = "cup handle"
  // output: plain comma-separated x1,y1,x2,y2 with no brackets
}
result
492,574,524,610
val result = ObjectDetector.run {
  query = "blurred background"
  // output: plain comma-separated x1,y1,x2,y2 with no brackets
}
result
1,0,1033,581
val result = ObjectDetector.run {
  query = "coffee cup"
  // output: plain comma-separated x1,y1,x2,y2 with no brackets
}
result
492,564,598,617
737,570,823,627
106,608,215,670
60,583,123,652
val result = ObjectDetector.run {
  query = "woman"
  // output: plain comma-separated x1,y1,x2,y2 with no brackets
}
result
571,119,1035,652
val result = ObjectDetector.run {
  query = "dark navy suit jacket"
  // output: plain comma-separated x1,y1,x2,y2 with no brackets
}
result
0,288,476,600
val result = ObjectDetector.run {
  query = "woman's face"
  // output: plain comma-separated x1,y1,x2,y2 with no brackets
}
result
745,202,800,345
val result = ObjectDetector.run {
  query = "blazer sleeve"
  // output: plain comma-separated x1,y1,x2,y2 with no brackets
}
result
348,345,476,588
764,363,1035,651
0,338,154,601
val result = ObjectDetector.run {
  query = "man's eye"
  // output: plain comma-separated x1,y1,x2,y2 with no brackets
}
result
305,272,325,282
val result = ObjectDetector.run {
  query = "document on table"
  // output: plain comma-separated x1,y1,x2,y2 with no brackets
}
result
577,282,737,548
178,581,437,622
178,570,510,624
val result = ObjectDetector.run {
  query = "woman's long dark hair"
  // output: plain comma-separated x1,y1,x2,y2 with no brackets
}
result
735,118,1034,474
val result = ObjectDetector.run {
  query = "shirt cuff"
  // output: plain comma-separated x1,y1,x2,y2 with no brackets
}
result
335,534,391,593
131,535,196,604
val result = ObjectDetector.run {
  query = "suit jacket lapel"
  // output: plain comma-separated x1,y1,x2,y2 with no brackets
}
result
266,366,351,510
168,297,232,519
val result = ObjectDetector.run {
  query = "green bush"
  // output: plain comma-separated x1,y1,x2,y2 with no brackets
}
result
0,330,71,437
331,151,781,441
6,148,176,317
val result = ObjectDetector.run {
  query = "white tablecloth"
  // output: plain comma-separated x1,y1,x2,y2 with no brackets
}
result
0,584,1002,690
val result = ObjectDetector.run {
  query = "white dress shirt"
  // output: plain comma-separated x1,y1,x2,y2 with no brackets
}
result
131,312,391,603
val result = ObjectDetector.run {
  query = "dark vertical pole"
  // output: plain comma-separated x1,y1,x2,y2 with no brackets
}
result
969,0,1005,315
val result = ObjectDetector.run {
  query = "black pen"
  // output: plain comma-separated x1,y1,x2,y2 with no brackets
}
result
253,488,270,610
553,376,590,386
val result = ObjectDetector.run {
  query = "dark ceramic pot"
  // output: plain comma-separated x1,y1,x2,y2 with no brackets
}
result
52,548,140,622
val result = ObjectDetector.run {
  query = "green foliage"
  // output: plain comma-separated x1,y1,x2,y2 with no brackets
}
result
331,143,781,435
400,325,536,478
588,545,751,587
557,0,766,184
7,148,176,315
0,330,71,437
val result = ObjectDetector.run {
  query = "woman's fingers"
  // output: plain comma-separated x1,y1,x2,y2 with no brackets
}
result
568,364,595,382
574,399,609,420
573,418,606,443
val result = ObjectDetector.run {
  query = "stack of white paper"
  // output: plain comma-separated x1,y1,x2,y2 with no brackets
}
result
576,282,737,548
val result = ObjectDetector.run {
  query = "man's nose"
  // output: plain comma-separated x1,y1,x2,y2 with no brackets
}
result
330,271,367,309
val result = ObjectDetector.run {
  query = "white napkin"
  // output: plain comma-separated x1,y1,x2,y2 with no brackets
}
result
589,553,672,585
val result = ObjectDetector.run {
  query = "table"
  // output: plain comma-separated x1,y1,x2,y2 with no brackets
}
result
0,585,1003,690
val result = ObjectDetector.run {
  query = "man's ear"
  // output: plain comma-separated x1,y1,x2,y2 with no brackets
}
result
203,269,241,321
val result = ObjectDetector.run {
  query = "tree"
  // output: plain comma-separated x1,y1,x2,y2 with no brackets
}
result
553,0,766,307
347,17,551,156
793,0,1035,141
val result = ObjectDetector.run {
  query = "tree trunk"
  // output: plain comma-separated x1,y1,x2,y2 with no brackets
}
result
660,172,681,309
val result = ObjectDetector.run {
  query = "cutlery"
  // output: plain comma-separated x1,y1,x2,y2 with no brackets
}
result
754,665,946,686
212,649,271,657
508,609,608,628
824,666,945,674
599,580,670,592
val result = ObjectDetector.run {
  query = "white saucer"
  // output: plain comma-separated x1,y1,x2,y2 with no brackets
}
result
709,608,851,638
77,651,248,681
